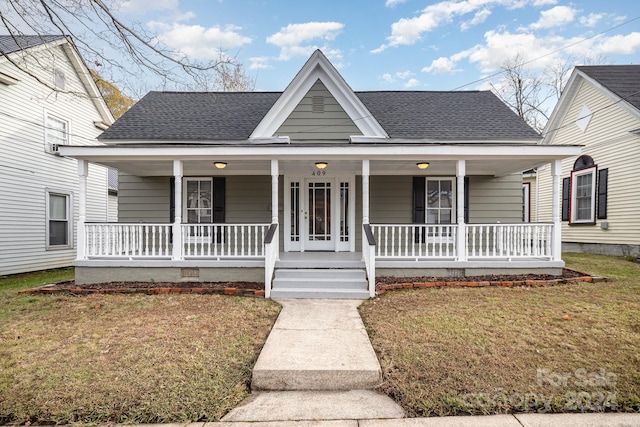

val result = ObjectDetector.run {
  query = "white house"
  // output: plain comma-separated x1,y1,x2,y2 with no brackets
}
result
0,35,114,276
538,65,640,257
60,50,581,298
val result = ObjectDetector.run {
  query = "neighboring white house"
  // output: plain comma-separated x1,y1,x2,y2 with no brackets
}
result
538,65,640,257
61,50,581,298
0,35,114,276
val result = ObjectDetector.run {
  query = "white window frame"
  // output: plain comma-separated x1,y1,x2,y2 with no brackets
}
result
183,177,214,224
425,177,456,225
570,166,596,224
44,112,71,153
45,189,73,250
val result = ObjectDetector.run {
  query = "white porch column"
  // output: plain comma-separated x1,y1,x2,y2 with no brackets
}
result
456,160,467,261
362,160,370,225
172,160,183,261
77,159,87,260
551,159,562,261
271,160,279,224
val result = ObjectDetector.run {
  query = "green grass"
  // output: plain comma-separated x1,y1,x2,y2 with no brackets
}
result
0,269,281,425
360,253,640,417
0,267,74,291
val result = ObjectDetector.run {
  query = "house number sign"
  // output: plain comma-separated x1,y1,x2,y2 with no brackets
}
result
311,170,327,176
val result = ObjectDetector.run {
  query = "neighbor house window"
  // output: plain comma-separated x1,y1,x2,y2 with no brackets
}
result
46,190,72,248
45,114,69,153
571,167,596,223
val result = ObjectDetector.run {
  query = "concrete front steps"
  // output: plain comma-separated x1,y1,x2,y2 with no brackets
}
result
270,268,370,299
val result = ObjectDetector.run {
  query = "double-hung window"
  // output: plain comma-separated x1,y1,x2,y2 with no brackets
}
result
571,167,596,223
46,190,72,248
45,113,69,153
426,178,455,225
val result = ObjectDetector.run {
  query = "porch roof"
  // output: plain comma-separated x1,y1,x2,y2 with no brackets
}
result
60,143,581,177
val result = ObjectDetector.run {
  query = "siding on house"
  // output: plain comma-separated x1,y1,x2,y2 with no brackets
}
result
538,79,640,246
275,79,362,141
0,43,109,275
468,174,524,223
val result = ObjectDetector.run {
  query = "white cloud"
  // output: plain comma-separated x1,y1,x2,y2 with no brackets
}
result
149,22,252,59
267,22,344,60
385,0,408,6
249,56,271,70
529,5,576,30
422,56,460,74
596,32,640,55
381,73,396,83
121,0,178,13
531,0,556,5
373,0,534,53
579,13,604,27
460,8,492,31
404,78,420,88
396,70,414,79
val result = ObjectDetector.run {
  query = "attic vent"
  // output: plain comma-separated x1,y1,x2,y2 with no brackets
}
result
312,96,325,113
575,104,592,132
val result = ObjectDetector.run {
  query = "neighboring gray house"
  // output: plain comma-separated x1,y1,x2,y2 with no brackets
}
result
538,65,640,256
0,35,114,276
61,50,580,298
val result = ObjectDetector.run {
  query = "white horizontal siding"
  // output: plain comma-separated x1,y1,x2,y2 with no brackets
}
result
0,44,109,275
538,79,640,245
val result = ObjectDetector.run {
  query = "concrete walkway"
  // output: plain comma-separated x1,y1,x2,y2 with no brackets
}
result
222,299,404,422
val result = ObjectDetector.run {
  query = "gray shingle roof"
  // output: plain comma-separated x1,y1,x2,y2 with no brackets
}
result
0,35,65,55
577,65,640,111
100,89,541,141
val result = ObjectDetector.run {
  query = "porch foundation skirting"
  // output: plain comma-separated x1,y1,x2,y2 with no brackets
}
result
74,260,265,285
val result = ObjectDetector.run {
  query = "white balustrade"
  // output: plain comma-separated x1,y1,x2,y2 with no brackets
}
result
181,223,269,258
371,224,457,260
84,223,172,258
466,223,554,259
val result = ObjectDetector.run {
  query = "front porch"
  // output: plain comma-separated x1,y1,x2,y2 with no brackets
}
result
64,145,577,299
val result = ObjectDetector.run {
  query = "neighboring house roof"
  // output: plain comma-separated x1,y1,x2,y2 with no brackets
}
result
543,65,640,143
0,34,114,126
0,34,65,54
576,65,640,112
100,89,540,142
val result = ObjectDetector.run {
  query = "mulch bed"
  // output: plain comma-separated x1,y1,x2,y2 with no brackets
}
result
375,268,599,295
20,269,597,297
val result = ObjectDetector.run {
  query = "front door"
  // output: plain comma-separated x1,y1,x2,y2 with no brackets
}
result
305,179,333,250
284,175,355,252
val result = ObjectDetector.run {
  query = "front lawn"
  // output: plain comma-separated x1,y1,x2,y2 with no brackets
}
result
359,253,640,416
0,270,280,424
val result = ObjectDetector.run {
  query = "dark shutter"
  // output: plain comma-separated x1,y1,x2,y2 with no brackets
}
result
413,177,425,243
213,177,225,243
464,176,470,223
169,177,175,243
169,177,175,223
213,177,225,223
597,168,608,219
561,177,570,221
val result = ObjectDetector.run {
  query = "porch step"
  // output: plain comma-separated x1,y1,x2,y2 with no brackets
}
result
271,268,370,299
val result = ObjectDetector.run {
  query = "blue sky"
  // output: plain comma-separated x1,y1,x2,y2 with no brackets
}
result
115,0,640,92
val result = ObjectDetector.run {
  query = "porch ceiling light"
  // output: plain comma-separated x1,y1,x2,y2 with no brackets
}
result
416,162,430,170
315,162,328,170
214,162,227,169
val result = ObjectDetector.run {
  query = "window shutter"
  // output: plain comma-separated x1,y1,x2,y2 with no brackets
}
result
597,168,608,219
413,177,425,243
464,176,470,223
561,177,570,221
169,177,175,223
213,177,226,223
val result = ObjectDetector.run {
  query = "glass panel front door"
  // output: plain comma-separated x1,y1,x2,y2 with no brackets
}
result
305,180,334,250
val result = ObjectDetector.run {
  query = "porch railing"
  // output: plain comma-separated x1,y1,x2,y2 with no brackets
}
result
371,223,555,261
371,224,458,259
181,223,270,258
362,224,376,297
263,223,279,298
466,223,553,259
84,223,172,258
